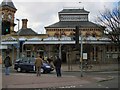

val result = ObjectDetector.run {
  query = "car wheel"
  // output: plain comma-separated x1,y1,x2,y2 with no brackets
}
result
17,67,21,72
41,68,44,73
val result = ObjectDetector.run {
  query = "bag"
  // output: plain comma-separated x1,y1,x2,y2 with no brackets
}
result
9,60,12,66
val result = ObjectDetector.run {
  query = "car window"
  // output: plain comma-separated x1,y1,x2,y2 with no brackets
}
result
16,58,36,63
27,59,35,64
31,59,36,63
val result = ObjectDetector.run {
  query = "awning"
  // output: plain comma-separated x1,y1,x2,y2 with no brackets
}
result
24,41,75,45
24,40,111,45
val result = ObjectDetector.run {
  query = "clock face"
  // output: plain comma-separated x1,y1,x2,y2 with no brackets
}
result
8,14,12,19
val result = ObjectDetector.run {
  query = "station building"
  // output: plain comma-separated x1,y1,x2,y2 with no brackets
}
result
0,0,119,64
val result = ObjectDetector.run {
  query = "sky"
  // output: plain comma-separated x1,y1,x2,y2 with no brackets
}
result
0,0,119,34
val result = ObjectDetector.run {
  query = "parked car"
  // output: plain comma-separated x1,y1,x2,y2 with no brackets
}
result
14,58,54,73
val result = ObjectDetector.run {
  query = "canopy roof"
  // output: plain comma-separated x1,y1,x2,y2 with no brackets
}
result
1,36,111,45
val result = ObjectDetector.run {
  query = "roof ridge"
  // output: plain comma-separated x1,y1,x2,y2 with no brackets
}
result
59,8,89,13
17,28,38,35
45,21,103,28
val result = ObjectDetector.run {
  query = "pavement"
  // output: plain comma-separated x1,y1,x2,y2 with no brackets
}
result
1,64,119,89
61,63,119,72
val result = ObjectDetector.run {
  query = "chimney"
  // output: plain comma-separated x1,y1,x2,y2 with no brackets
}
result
22,19,28,29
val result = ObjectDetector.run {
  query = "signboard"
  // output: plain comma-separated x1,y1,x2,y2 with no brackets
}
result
0,45,7,49
83,53,87,59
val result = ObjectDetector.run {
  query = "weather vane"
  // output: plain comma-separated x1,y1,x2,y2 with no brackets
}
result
78,1,84,9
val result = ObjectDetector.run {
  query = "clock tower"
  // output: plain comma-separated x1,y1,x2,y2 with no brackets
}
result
0,0,17,35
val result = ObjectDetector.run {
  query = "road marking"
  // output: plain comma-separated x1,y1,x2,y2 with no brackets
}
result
59,86,65,88
70,86,76,88
59,85,76,88
65,86,71,88
98,84,102,87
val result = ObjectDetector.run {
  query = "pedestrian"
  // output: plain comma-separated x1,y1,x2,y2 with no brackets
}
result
4,54,12,75
47,57,51,64
53,56,62,77
47,56,53,64
35,54,43,76
47,56,54,70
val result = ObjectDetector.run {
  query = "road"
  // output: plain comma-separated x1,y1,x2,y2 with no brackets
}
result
1,65,119,89
59,74,118,88
53,71,118,89
0,64,2,90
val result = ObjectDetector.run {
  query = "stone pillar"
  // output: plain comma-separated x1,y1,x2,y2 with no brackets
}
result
102,45,106,64
93,45,96,62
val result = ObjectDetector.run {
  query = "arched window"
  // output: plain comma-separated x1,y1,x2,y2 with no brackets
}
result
69,31,74,36
86,32,90,37
61,31,66,36
54,32,59,37
92,31,96,37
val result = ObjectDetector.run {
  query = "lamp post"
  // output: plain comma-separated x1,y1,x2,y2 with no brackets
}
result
16,18,20,59
80,34,83,77
16,19,20,31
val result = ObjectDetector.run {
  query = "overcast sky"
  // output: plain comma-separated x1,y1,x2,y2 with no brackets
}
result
1,0,119,34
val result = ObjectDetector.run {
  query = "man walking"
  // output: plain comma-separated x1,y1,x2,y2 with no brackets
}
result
35,55,43,76
4,55,12,75
54,56,62,77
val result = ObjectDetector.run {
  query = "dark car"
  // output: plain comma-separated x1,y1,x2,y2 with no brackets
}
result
14,58,54,73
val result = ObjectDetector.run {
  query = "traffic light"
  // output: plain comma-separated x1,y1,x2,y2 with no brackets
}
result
6,28,9,32
2,21,10,35
73,26,79,45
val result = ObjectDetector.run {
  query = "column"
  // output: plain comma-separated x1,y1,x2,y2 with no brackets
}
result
93,45,96,62
12,45,14,64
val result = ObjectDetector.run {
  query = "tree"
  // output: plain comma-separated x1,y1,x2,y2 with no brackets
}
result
97,6,120,44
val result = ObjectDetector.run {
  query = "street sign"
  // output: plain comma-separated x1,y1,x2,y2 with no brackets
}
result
83,53,87,59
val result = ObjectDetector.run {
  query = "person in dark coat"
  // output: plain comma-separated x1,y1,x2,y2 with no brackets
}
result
4,55,12,75
54,56,62,77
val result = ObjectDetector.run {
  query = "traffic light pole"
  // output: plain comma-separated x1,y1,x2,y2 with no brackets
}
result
59,44,62,59
75,26,83,77
16,19,20,59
